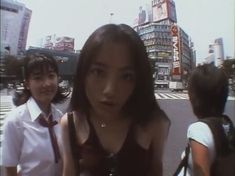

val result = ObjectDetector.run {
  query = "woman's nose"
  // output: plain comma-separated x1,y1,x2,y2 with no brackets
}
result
42,77,52,86
102,78,117,97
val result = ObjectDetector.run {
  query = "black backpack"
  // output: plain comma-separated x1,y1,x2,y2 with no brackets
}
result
174,115,235,176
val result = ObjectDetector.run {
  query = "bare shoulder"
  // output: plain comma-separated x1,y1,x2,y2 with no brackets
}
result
60,111,89,144
60,112,69,129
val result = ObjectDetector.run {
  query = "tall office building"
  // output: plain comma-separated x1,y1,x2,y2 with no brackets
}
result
213,38,224,67
205,38,224,67
0,0,32,55
135,0,196,88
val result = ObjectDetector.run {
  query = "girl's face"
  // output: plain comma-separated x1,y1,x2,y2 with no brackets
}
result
25,67,58,107
85,42,136,118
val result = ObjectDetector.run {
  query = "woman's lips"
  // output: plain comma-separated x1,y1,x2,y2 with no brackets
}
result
101,101,115,106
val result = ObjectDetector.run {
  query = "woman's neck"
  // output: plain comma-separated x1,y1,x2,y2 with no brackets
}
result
89,110,130,128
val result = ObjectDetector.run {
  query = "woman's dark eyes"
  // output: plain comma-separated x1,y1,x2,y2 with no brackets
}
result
89,67,135,81
121,72,135,81
90,68,104,76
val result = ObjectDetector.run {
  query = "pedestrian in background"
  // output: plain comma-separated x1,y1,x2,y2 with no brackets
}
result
176,63,234,176
1,53,68,176
61,23,170,176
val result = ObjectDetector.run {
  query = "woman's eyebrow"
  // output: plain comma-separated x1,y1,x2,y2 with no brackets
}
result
119,66,135,72
31,71,41,75
91,62,107,68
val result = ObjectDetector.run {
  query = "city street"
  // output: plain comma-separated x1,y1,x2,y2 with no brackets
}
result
0,89,234,176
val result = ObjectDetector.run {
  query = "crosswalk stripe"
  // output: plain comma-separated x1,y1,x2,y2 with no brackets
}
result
164,93,182,99
228,97,235,101
171,93,188,99
155,93,189,99
158,93,170,99
155,93,161,99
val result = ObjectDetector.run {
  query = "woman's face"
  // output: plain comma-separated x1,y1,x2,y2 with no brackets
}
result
85,42,136,118
25,67,58,107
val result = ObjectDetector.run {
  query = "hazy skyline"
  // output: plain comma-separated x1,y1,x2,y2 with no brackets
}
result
18,0,234,64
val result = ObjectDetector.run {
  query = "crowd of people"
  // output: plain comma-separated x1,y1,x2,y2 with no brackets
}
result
1,23,234,176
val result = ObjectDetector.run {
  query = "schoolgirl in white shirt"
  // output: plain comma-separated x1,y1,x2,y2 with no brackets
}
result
1,53,68,176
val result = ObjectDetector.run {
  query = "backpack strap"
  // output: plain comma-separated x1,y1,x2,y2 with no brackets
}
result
199,116,235,176
173,143,190,176
199,117,230,156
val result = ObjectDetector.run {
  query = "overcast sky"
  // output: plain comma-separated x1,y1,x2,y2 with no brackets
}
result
18,0,234,64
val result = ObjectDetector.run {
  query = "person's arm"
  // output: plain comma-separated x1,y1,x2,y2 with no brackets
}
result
190,139,210,176
2,112,23,176
187,122,214,176
60,113,76,176
4,167,17,176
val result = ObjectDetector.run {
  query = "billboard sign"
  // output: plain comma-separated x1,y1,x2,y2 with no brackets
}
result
54,36,74,52
134,4,152,26
44,35,55,49
171,24,181,76
152,2,168,22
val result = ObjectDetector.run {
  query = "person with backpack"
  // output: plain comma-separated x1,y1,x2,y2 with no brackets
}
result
174,63,235,176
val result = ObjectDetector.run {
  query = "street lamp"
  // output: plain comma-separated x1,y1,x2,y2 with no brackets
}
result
110,13,114,23
232,63,235,94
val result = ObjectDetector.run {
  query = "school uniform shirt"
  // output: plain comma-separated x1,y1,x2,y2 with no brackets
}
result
1,97,63,176
178,121,216,176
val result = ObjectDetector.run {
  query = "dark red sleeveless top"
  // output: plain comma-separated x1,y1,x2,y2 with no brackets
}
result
68,113,153,176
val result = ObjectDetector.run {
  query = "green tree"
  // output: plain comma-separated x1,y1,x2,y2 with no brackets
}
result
222,59,235,77
4,55,23,79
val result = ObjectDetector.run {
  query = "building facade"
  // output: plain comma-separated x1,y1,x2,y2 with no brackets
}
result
134,0,196,88
0,0,31,55
204,38,225,67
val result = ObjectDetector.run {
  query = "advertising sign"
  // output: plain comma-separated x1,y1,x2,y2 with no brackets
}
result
137,4,152,25
171,24,181,76
152,2,168,22
54,36,74,52
152,0,166,6
44,35,55,49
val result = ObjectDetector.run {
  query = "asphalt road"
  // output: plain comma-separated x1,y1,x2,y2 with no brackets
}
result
158,99,235,176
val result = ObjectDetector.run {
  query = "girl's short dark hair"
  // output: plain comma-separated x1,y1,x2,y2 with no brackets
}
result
188,63,229,118
13,53,68,106
70,24,160,124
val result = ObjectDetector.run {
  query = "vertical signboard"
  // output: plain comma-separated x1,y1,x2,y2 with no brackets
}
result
168,0,177,22
171,24,181,78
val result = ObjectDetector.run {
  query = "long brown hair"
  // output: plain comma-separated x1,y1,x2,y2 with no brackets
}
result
70,24,160,124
